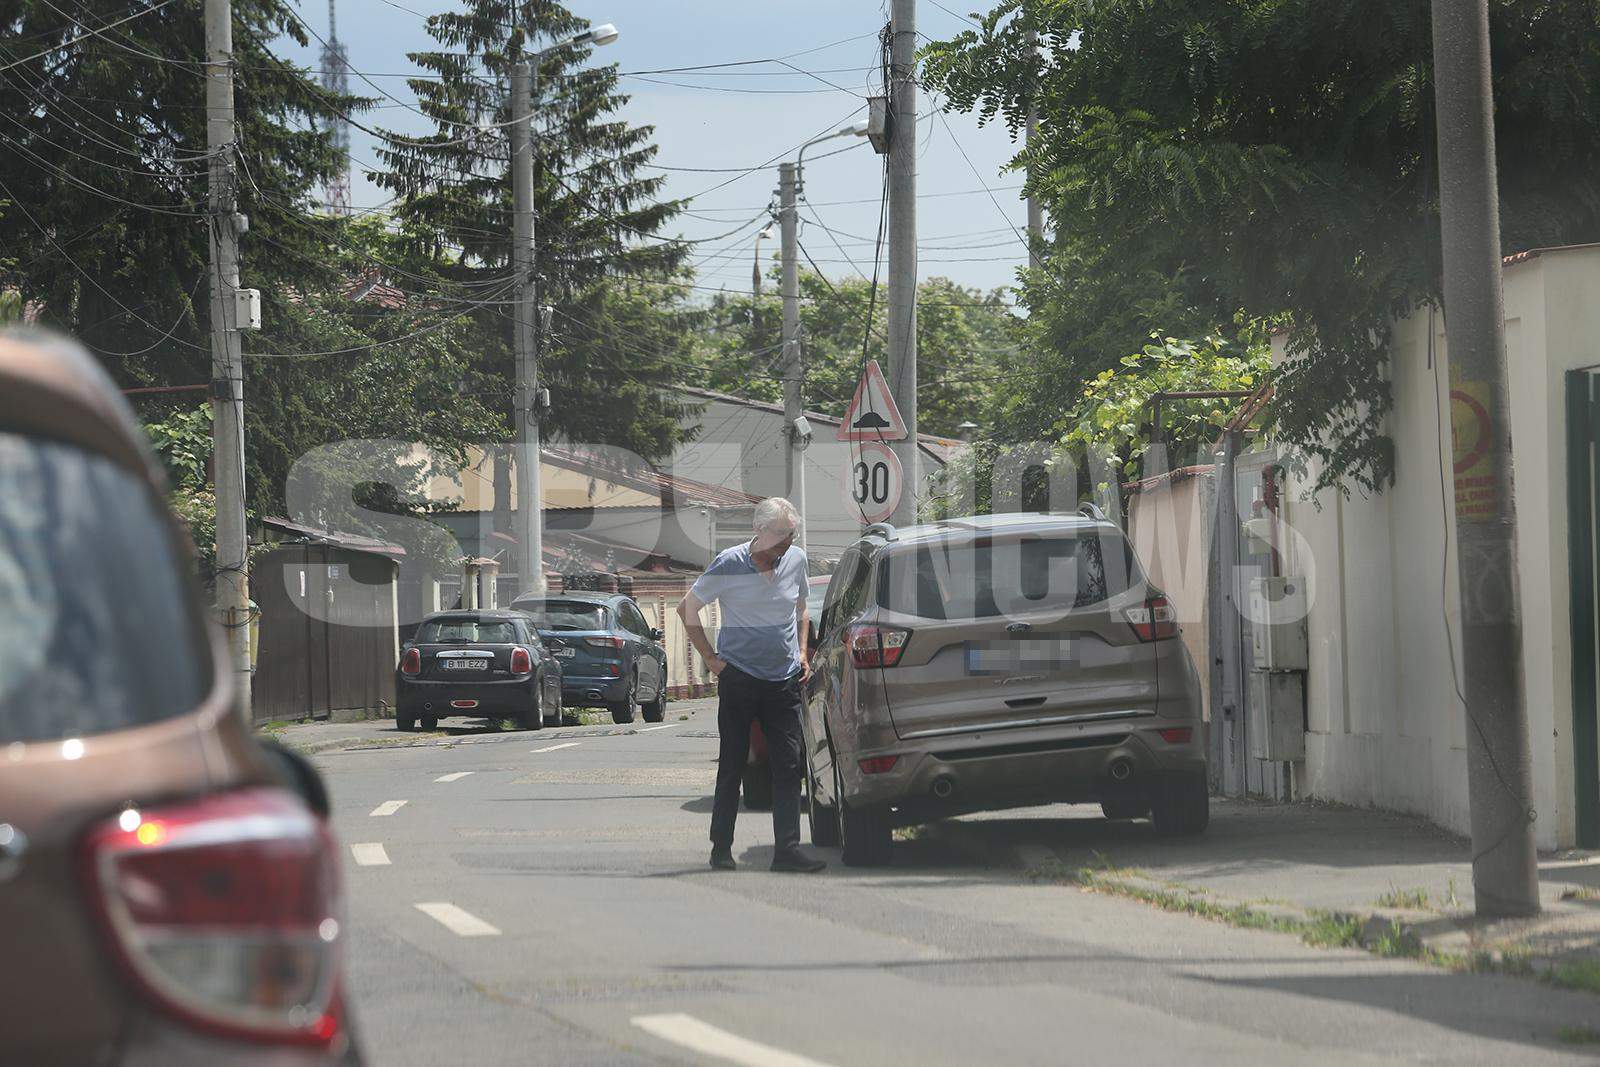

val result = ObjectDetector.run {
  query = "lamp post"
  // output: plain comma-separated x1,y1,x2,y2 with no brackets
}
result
780,120,869,555
510,21,618,596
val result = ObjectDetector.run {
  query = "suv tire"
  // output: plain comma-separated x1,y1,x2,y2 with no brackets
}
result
641,675,667,723
1101,799,1147,821
835,759,892,866
807,762,840,847
609,674,638,725
1150,773,1209,836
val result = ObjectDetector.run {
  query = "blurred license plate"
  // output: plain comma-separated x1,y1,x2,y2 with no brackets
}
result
554,647,576,658
441,659,487,670
965,639,1074,674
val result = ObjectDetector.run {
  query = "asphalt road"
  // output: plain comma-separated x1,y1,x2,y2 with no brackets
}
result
314,699,1599,1066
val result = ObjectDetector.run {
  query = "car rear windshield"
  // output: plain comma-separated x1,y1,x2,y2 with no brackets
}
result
416,619,520,643
877,532,1143,620
0,433,210,744
513,600,608,631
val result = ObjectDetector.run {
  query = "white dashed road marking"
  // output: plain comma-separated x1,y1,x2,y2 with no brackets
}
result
351,843,391,866
631,1014,836,1067
414,902,501,937
369,800,407,817
530,742,581,753
638,723,682,732
434,771,474,783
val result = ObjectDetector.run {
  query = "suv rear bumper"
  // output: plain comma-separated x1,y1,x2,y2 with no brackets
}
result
840,718,1205,822
558,674,627,705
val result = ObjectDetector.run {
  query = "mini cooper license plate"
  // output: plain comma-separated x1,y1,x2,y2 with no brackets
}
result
441,658,488,670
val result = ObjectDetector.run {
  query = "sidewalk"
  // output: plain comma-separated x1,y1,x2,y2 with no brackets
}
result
939,797,1600,991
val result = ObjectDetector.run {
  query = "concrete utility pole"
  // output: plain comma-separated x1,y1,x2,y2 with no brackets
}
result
1025,25,1044,270
510,61,545,596
778,161,803,508
1430,0,1540,917
205,0,251,716
887,0,919,526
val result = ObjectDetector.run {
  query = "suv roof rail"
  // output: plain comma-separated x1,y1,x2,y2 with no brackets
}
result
862,522,897,542
1079,501,1108,522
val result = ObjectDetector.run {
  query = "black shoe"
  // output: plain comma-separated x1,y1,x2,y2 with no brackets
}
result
770,848,827,873
709,848,736,871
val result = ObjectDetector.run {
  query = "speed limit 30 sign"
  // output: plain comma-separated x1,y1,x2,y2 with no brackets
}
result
843,441,903,524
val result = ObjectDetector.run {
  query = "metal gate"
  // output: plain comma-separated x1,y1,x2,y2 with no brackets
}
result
1562,372,1600,847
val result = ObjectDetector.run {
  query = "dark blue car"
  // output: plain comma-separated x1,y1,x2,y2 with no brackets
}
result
509,592,668,724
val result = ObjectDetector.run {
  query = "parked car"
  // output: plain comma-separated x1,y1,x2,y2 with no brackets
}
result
396,610,563,731
742,572,835,812
0,331,361,1065
803,512,1208,866
509,592,668,724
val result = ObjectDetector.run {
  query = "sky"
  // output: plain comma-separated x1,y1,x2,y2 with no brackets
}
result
276,0,1032,298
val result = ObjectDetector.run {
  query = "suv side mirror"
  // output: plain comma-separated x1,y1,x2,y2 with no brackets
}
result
649,627,664,641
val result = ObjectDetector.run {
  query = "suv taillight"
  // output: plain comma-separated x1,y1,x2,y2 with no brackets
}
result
1125,595,1179,641
79,788,344,1049
847,623,911,668
400,647,421,675
584,636,624,651
510,647,532,674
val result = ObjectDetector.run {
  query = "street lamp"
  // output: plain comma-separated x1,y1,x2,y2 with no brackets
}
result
780,119,870,557
752,224,774,300
510,22,619,596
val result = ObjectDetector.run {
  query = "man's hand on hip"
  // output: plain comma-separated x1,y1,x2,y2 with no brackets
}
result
708,655,728,677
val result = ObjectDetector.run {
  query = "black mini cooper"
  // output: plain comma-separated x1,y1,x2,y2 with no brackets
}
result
396,610,563,731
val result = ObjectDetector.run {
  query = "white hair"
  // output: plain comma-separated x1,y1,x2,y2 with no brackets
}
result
752,496,801,533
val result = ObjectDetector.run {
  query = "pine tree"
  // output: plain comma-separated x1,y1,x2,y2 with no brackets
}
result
371,0,693,464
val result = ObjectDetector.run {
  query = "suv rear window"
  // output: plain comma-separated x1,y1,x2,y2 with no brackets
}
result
877,532,1143,620
416,619,519,643
0,433,210,743
512,600,608,631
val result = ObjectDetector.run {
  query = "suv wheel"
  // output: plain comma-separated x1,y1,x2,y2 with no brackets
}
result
641,673,667,723
1101,798,1147,821
807,755,840,847
835,757,891,866
1150,773,1209,836
609,674,638,725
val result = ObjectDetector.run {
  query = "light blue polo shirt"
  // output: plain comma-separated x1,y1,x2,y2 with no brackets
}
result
690,542,808,682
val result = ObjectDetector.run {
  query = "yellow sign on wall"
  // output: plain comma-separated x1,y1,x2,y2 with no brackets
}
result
1450,381,1498,522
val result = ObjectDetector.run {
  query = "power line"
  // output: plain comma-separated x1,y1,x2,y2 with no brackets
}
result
0,0,183,74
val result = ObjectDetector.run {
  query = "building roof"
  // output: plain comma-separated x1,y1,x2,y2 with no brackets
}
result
677,386,966,463
261,516,406,558
541,445,761,508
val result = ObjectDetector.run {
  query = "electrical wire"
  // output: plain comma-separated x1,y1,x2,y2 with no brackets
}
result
0,0,182,74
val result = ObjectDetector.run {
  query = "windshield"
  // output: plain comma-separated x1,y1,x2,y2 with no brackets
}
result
877,533,1142,621
416,618,519,643
0,433,209,743
513,600,609,631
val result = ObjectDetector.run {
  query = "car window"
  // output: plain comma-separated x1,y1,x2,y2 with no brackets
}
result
822,550,871,635
512,600,609,631
877,532,1143,620
0,432,210,744
618,600,649,637
417,619,519,643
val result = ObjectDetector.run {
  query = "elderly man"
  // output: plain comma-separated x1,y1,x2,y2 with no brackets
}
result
678,497,826,873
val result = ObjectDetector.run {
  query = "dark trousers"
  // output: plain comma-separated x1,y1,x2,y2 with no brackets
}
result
710,665,804,853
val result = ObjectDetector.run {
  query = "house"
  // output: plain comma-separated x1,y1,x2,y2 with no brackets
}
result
1127,245,1600,849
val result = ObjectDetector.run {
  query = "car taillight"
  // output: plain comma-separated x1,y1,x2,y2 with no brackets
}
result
858,755,900,775
1157,727,1193,744
584,636,624,650
847,623,910,668
510,647,532,674
1125,596,1179,641
79,788,344,1049
400,647,421,675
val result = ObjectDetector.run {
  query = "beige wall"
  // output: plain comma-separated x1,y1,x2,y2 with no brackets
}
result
1279,246,1600,847
1128,472,1215,725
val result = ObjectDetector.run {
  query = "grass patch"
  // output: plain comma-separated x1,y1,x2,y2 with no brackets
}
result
1561,886,1600,902
1558,1026,1600,1045
1545,959,1600,996
1376,886,1432,910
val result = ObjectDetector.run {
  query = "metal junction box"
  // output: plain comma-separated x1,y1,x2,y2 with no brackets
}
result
1247,670,1306,761
1250,575,1309,671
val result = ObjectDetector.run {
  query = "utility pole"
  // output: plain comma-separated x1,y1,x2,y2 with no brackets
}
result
778,161,803,520
510,61,544,596
1025,25,1044,269
887,0,919,526
205,0,251,717
1431,0,1540,917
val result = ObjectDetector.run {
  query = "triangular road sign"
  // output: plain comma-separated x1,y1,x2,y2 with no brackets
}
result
837,360,908,442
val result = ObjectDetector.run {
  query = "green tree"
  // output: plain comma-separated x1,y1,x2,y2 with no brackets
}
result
694,271,1018,439
923,0,1600,492
371,0,692,464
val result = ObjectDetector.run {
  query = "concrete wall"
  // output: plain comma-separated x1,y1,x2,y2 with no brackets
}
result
1280,245,1600,847
1128,469,1216,725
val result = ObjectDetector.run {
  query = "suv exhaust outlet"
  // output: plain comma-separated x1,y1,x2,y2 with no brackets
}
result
931,776,956,799
1108,758,1133,782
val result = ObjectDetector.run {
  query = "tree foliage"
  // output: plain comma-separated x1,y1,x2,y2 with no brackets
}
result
923,0,1600,492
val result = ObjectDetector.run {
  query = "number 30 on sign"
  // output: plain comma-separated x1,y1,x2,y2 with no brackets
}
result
843,441,903,524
